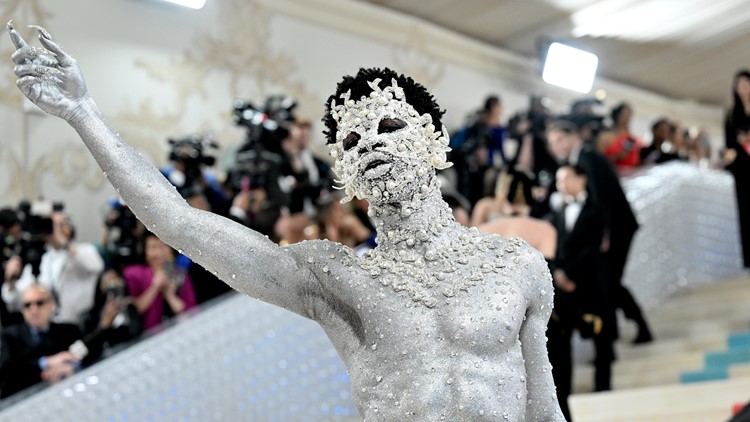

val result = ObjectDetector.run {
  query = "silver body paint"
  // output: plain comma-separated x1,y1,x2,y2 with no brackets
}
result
8,24,564,421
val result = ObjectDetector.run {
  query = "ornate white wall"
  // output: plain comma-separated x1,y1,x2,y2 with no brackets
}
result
0,0,725,242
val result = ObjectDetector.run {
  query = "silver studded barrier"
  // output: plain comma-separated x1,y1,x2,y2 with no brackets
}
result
621,162,744,310
0,162,742,421
0,295,360,421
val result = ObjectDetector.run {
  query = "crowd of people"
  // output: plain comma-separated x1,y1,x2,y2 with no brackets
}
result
0,66,746,419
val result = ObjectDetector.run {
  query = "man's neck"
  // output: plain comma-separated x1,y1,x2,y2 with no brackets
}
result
369,188,456,252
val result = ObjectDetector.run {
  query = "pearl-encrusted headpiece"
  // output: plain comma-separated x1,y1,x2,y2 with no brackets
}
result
328,78,451,202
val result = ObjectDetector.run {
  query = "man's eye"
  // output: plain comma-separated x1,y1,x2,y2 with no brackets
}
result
343,132,360,151
378,118,407,134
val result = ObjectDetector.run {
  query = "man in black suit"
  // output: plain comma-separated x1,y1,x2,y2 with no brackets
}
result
551,165,615,396
547,120,652,344
0,284,82,398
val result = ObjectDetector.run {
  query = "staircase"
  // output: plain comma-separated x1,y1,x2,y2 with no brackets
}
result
569,276,750,421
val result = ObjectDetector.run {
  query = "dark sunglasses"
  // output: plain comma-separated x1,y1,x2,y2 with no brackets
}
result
22,299,49,309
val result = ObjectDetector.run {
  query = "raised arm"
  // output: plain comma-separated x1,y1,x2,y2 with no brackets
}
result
7,22,321,317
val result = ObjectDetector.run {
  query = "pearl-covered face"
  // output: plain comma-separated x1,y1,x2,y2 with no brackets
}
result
328,78,451,205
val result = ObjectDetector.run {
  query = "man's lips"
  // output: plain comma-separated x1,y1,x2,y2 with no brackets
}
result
360,151,392,175
364,159,388,172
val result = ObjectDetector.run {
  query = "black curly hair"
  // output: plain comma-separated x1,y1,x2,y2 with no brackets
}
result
322,68,445,145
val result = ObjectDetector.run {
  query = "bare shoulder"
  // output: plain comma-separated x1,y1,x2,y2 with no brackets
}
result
282,238,356,261
281,239,361,280
483,233,552,301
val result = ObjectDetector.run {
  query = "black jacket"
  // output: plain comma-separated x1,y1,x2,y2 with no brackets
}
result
0,322,81,398
554,197,607,312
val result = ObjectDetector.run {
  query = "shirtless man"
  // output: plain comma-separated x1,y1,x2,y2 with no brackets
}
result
7,23,563,421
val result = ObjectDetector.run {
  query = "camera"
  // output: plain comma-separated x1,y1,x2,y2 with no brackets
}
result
563,98,605,143
101,272,128,299
15,200,60,276
104,200,141,270
165,134,219,192
232,95,296,154
227,95,296,194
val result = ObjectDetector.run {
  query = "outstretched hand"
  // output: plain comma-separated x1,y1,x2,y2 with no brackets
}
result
7,21,90,122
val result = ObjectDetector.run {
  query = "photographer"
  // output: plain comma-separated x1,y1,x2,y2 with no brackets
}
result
0,208,22,264
279,119,333,216
101,199,145,271
225,96,297,233
2,208,104,326
449,95,510,207
1,208,24,326
161,134,230,216
79,269,144,356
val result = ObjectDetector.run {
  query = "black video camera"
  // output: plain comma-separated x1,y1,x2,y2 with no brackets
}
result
232,95,296,154
227,95,296,193
16,200,61,276
104,200,141,271
166,134,219,190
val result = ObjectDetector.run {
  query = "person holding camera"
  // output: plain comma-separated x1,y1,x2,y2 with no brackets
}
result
79,269,144,357
122,232,196,330
2,211,104,326
162,135,230,216
0,208,25,327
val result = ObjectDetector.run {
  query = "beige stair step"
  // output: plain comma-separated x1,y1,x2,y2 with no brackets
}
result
569,377,750,422
615,331,727,361
730,363,750,378
649,298,750,326
572,351,705,393
647,318,749,341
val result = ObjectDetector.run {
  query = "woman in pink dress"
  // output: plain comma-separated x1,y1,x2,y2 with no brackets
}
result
123,232,196,330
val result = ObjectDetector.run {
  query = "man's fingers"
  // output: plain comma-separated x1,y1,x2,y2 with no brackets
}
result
11,44,59,66
28,24,51,40
16,75,37,91
14,63,59,78
7,20,29,49
38,34,74,67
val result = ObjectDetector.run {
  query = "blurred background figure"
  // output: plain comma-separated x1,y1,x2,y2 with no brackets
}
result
550,165,615,395
101,200,145,272
279,119,332,217
450,95,509,206
546,121,653,345
599,102,644,171
316,195,373,249
1,208,24,327
2,205,104,326
724,69,750,268
162,134,230,216
122,232,196,331
641,117,683,165
565,98,606,146
471,169,531,227
0,285,87,398
79,269,144,357
507,96,557,219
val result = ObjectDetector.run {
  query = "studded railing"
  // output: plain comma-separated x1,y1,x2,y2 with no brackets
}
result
0,295,359,421
621,162,744,310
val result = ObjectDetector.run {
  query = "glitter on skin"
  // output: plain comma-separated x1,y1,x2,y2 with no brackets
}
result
8,22,564,421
